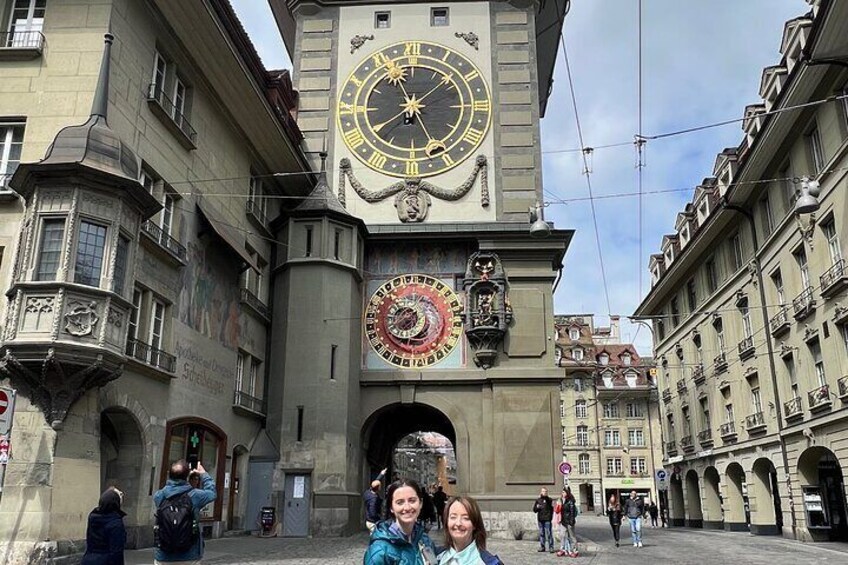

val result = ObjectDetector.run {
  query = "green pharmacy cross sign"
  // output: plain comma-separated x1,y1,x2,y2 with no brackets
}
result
190,432,201,449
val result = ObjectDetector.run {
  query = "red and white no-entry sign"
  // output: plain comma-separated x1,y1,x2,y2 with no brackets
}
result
0,387,16,436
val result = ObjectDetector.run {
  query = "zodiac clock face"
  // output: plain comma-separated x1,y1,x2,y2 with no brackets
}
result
365,274,464,368
338,40,492,178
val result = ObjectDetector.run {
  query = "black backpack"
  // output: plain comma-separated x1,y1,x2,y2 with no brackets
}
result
155,491,198,553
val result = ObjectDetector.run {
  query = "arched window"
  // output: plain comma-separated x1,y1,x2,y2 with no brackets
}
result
161,418,228,521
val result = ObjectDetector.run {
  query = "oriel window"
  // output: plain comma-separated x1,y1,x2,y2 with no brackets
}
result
74,220,108,287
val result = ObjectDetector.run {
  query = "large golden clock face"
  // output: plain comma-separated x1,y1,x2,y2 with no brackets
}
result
365,274,464,368
338,41,492,178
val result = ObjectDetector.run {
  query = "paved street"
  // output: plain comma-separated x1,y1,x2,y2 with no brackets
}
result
124,516,848,564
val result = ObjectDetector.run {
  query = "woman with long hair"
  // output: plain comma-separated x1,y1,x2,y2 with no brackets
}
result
81,487,127,565
438,496,503,565
607,493,623,548
364,479,438,564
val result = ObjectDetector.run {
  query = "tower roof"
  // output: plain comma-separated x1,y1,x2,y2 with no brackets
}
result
291,153,357,220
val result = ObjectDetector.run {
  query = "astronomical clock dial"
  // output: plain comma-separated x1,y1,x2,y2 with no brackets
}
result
338,41,492,178
365,274,464,368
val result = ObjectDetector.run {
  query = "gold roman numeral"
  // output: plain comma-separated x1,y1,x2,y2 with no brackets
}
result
464,70,480,81
339,102,369,116
372,52,391,67
442,154,455,167
463,128,484,145
473,100,491,112
367,152,388,170
349,75,363,88
344,129,365,149
406,161,419,176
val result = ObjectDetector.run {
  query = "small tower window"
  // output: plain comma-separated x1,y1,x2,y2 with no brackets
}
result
74,220,108,287
375,11,391,29
334,229,341,260
431,7,449,26
305,226,313,257
35,218,65,281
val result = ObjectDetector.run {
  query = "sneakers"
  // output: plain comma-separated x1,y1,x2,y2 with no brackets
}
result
633,542,638,547
638,541,644,548
570,552,579,558
556,550,566,557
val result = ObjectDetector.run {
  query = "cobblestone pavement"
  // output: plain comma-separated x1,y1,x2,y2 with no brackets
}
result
124,516,848,564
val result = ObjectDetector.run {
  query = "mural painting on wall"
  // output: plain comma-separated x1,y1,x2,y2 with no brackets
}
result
178,237,245,350
365,242,470,278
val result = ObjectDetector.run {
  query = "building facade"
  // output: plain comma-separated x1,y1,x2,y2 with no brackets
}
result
554,315,663,514
0,0,572,561
636,0,848,542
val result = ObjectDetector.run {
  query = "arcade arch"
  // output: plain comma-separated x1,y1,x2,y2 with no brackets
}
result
702,466,723,529
100,407,146,548
750,457,782,535
797,446,848,541
685,469,703,528
725,462,749,531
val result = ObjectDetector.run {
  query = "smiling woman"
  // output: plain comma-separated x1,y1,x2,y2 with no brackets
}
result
364,479,438,565
438,496,504,565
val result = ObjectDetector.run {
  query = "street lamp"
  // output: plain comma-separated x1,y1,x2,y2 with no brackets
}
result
529,201,551,238
794,177,821,215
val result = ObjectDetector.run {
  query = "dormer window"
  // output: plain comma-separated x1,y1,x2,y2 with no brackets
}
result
573,348,584,361
664,247,674,267
569,327,580,341
680,224,690,247
696,200,709,225
651,265,660,285
622,353,632,366
554,347,562,365
625,372,637,387
599,353,609,366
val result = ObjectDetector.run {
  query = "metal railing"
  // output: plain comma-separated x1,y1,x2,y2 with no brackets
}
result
714,352,728,373
665,440,677,455
126,338,176,373
820,259,845,293
737,335,754,357
769,306,789,335
839,376,848,398
692,364,706,384
792,286,815,318
142,220,187,261
676,379,687,394
233,390,267,415
1,30,45,50
697,428,713,444
784,397,803,418
147,83,197,144
240,287,270,320
719,422,736,437
245,198,268,228
680,435,694,449
808,384,831,410
662,388,671,401
745,411,765,430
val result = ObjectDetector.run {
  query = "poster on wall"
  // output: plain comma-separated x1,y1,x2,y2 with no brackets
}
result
293,476,305,499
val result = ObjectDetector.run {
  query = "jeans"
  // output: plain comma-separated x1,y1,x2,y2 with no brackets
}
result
559,523,577,552
628,516,642,544
610,523,620,542
538,521,554,550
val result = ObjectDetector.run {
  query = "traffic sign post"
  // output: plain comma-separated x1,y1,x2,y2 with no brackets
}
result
559,461,572,476
655,469,669,491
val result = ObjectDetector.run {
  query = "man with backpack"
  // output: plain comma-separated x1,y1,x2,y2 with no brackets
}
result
153,460,217,564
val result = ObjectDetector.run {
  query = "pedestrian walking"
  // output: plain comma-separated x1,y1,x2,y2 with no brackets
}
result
152,461,217,564
555,487,578,557
660,505,668,528
81,487,127,565
648,500,659,528
622,490,644,547
364,479,438,564
532,487,555,553
437,496,503,565
607,494,623,548
432,485,448,529
364,467,388,533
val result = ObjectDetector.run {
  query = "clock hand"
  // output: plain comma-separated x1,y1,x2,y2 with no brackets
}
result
417,73,454,104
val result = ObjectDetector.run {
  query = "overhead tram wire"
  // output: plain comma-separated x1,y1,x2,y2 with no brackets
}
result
634,0,645,343
556,0,613,315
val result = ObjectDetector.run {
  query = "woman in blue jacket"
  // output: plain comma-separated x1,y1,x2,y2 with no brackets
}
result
437,496,503,565
81,487,127,565
364,479,437,564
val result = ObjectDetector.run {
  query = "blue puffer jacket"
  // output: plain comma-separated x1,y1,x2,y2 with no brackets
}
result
152,474,217,562
364,521,437,565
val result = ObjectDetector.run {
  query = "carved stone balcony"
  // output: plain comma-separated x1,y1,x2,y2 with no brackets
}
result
126,338,176,374
692,364,706,385
838,376,848,400
697,428,713,447
680,435,695,452
745,411,766,434
714,352,728,374
665,440,677,457
146,83,197,150
233,389,267,418
141,220,187,263
240,287,270,323
820,259,848,299
784,396,804,421
676,379,687,395
808,384,831,412
662,387,672,403
792,286,815,320
769,306,790,337
737,336,755,360
719,422,737,440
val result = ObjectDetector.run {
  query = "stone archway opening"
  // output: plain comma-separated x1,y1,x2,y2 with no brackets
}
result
725,462,749,532
750,457,782,535
669,473,685,527
798,446,848,541
685,469,703,528
362,403,458,495
703,466,723,529
100,407,145,548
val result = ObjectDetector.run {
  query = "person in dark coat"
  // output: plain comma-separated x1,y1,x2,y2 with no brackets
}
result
607,494,623,547
81,487,127,565
532,487,555,553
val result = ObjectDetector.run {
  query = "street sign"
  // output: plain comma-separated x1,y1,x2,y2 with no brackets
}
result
559,462,572,476
0,387,15,436
656,469,668,480
656,469,669,491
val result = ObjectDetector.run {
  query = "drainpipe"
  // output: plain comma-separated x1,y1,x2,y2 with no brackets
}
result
720,198,796,537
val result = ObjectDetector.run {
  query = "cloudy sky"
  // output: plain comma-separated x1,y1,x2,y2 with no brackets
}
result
231,0,806,353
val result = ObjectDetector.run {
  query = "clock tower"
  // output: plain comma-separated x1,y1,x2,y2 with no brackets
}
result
269,0,571,536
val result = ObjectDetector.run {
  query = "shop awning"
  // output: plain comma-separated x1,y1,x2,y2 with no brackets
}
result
196,200,259,272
